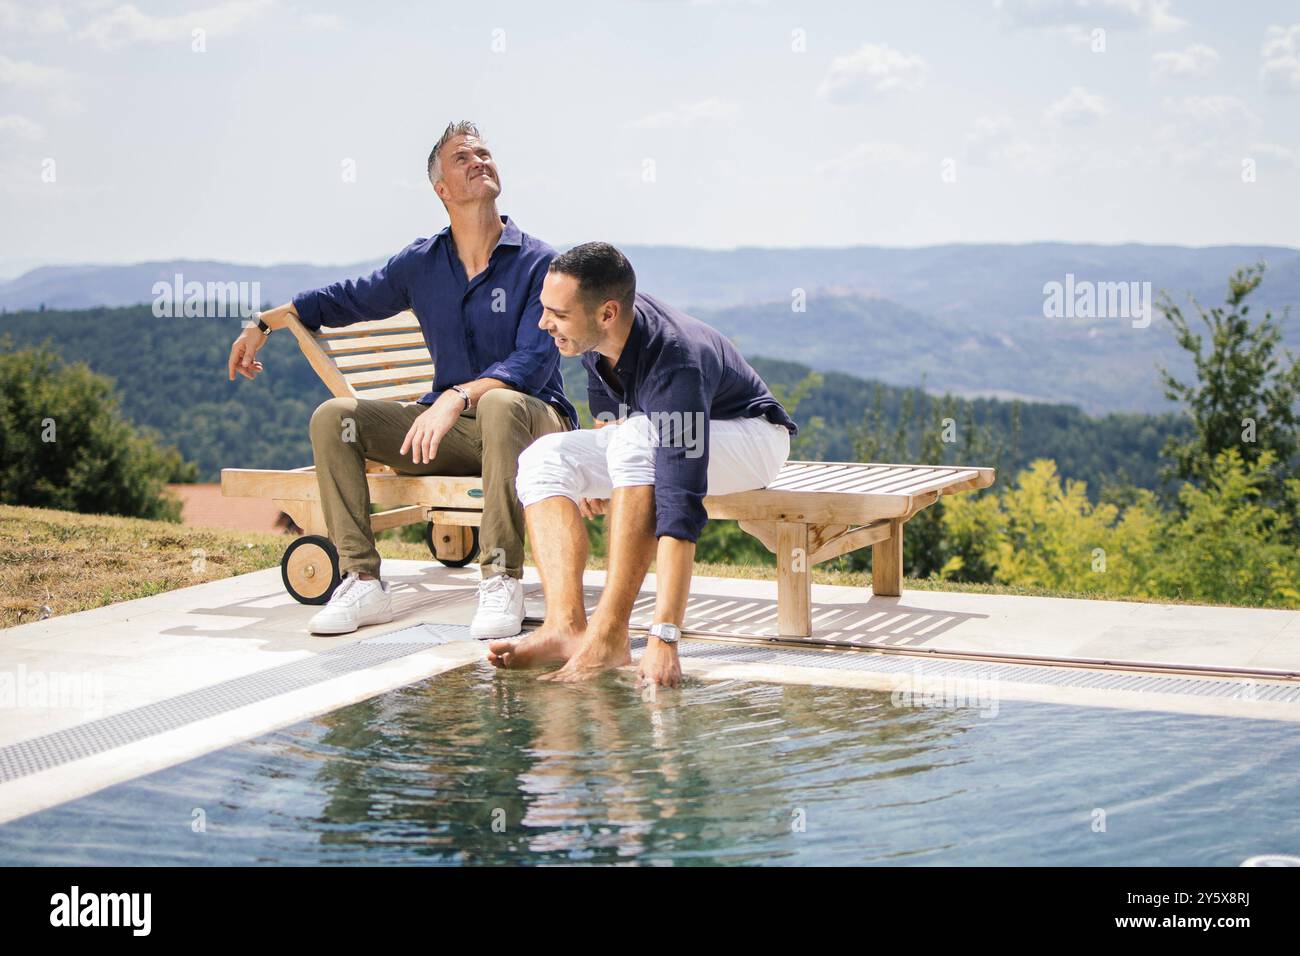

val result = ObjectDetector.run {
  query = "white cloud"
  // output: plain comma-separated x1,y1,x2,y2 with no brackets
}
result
0,1,69,34
627,98,738,129
1151,43,1219,79
817,43,927,103
1163,94,1258,128
78,0,272,49
0,55,71,90
1153,95,1263,167
994,0,1185,33
0,55,82,114
815,141,925,174
1261,24,1300,94
303,12,343,32
1246,142,1298,167
961,114,1048,170
1045,86,1109,126
0,114,45,142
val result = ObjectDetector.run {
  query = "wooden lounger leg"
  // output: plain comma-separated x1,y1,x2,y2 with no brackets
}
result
872,518,903,597
275,500,327,536
776,521,812,638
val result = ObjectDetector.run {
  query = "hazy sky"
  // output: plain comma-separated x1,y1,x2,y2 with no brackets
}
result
2,0,1298,276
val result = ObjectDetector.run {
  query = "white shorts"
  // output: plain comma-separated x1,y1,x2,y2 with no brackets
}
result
516,413,791,508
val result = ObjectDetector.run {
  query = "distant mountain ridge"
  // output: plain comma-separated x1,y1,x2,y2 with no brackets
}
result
3,242,1295,414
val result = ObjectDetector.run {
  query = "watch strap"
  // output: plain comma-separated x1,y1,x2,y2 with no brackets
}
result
649,622,681,644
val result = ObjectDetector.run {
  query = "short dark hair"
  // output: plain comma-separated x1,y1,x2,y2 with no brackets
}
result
549,242,636,315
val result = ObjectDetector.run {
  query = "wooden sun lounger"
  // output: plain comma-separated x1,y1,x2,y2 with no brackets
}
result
221,311,995,635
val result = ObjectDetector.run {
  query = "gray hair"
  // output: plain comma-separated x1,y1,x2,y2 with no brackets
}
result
427,120,483,185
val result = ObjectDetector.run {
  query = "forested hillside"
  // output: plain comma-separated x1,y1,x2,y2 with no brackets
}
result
3,304,1186,494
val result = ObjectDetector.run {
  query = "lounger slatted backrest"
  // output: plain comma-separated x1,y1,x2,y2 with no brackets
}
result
285,311,435,403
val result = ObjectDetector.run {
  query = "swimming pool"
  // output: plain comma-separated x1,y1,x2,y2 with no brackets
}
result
2,660,1297,865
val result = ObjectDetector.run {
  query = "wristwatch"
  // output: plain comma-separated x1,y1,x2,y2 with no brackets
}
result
451,385,472,410
648,622,681,645
253,311,271,336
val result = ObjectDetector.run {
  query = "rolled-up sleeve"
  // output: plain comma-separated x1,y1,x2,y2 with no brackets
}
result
292,248,412,331
640,363,711,542
478,261,560,392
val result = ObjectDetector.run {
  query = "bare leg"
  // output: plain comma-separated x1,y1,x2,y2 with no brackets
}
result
487,496,589,668
539,485,657,682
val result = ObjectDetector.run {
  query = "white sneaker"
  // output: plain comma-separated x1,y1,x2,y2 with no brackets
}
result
308,573,394,635
470,573,525,639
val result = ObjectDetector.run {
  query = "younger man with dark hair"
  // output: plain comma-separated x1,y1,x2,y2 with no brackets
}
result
488,242,796,687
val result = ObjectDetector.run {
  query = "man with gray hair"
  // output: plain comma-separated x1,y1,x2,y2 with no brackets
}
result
228,122,573,638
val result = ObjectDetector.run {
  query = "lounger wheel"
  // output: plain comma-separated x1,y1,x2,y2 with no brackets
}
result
426,522,479,568
281,535,342,605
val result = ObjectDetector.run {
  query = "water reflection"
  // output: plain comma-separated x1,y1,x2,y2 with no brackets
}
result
302,663,967,864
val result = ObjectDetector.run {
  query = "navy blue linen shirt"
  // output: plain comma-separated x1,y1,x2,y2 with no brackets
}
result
292,216,576,427
583,292,798,543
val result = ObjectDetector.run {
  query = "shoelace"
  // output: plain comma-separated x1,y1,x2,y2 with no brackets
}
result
478,575,511,613
328,574,369,607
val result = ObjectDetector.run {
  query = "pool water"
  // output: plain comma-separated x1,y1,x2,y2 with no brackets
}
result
2,661,1298,865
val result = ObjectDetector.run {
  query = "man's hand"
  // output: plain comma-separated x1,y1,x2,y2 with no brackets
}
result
638,637,682,689
578,497,608,518
228,325,266,381
400,390,463,465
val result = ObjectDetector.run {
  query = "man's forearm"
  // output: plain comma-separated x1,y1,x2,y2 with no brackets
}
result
457,377,511,406
653,536,696,626
255,302,300,331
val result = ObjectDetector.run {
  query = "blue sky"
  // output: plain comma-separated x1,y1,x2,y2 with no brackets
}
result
1,0,1298,275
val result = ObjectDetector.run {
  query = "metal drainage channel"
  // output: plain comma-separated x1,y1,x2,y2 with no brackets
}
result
664,637,1300,702
0,623,469,786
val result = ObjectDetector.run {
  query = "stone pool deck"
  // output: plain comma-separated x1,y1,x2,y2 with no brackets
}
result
1,559,1298,824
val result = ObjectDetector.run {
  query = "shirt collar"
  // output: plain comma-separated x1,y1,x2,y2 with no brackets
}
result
497,214,522,249
613,302,646,376
436,214,522,256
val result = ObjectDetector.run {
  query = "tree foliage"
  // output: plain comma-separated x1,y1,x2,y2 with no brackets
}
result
0,340,194,520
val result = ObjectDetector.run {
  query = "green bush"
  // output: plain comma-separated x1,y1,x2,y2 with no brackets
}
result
941,452,1299,608
0,340,194,521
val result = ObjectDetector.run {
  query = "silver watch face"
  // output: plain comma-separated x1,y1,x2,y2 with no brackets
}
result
651,624,680,643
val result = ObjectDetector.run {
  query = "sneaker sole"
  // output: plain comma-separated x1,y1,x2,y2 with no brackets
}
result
310,607,394,636
470,620,525,639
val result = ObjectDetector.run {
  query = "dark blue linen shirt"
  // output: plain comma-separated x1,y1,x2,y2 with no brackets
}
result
292,216,576,427
583,292,798,542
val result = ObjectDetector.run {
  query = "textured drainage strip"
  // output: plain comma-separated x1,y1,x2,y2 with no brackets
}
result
664,638,1300,703
0,623,471,786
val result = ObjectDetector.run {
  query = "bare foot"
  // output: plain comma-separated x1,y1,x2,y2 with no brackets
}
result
487,626,584,670
537,631,631,683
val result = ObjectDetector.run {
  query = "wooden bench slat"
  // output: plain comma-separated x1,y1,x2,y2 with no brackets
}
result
353,383,431,402
315,313,422,337
864,468,963,495
320,332,428,355
771,461,826,478
769,464,866,490
774,464,911,491
845,467,946,494
333,347,433,371
795,465,902,492
344,363,438,388
886,470,983,497
790,465,904,494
